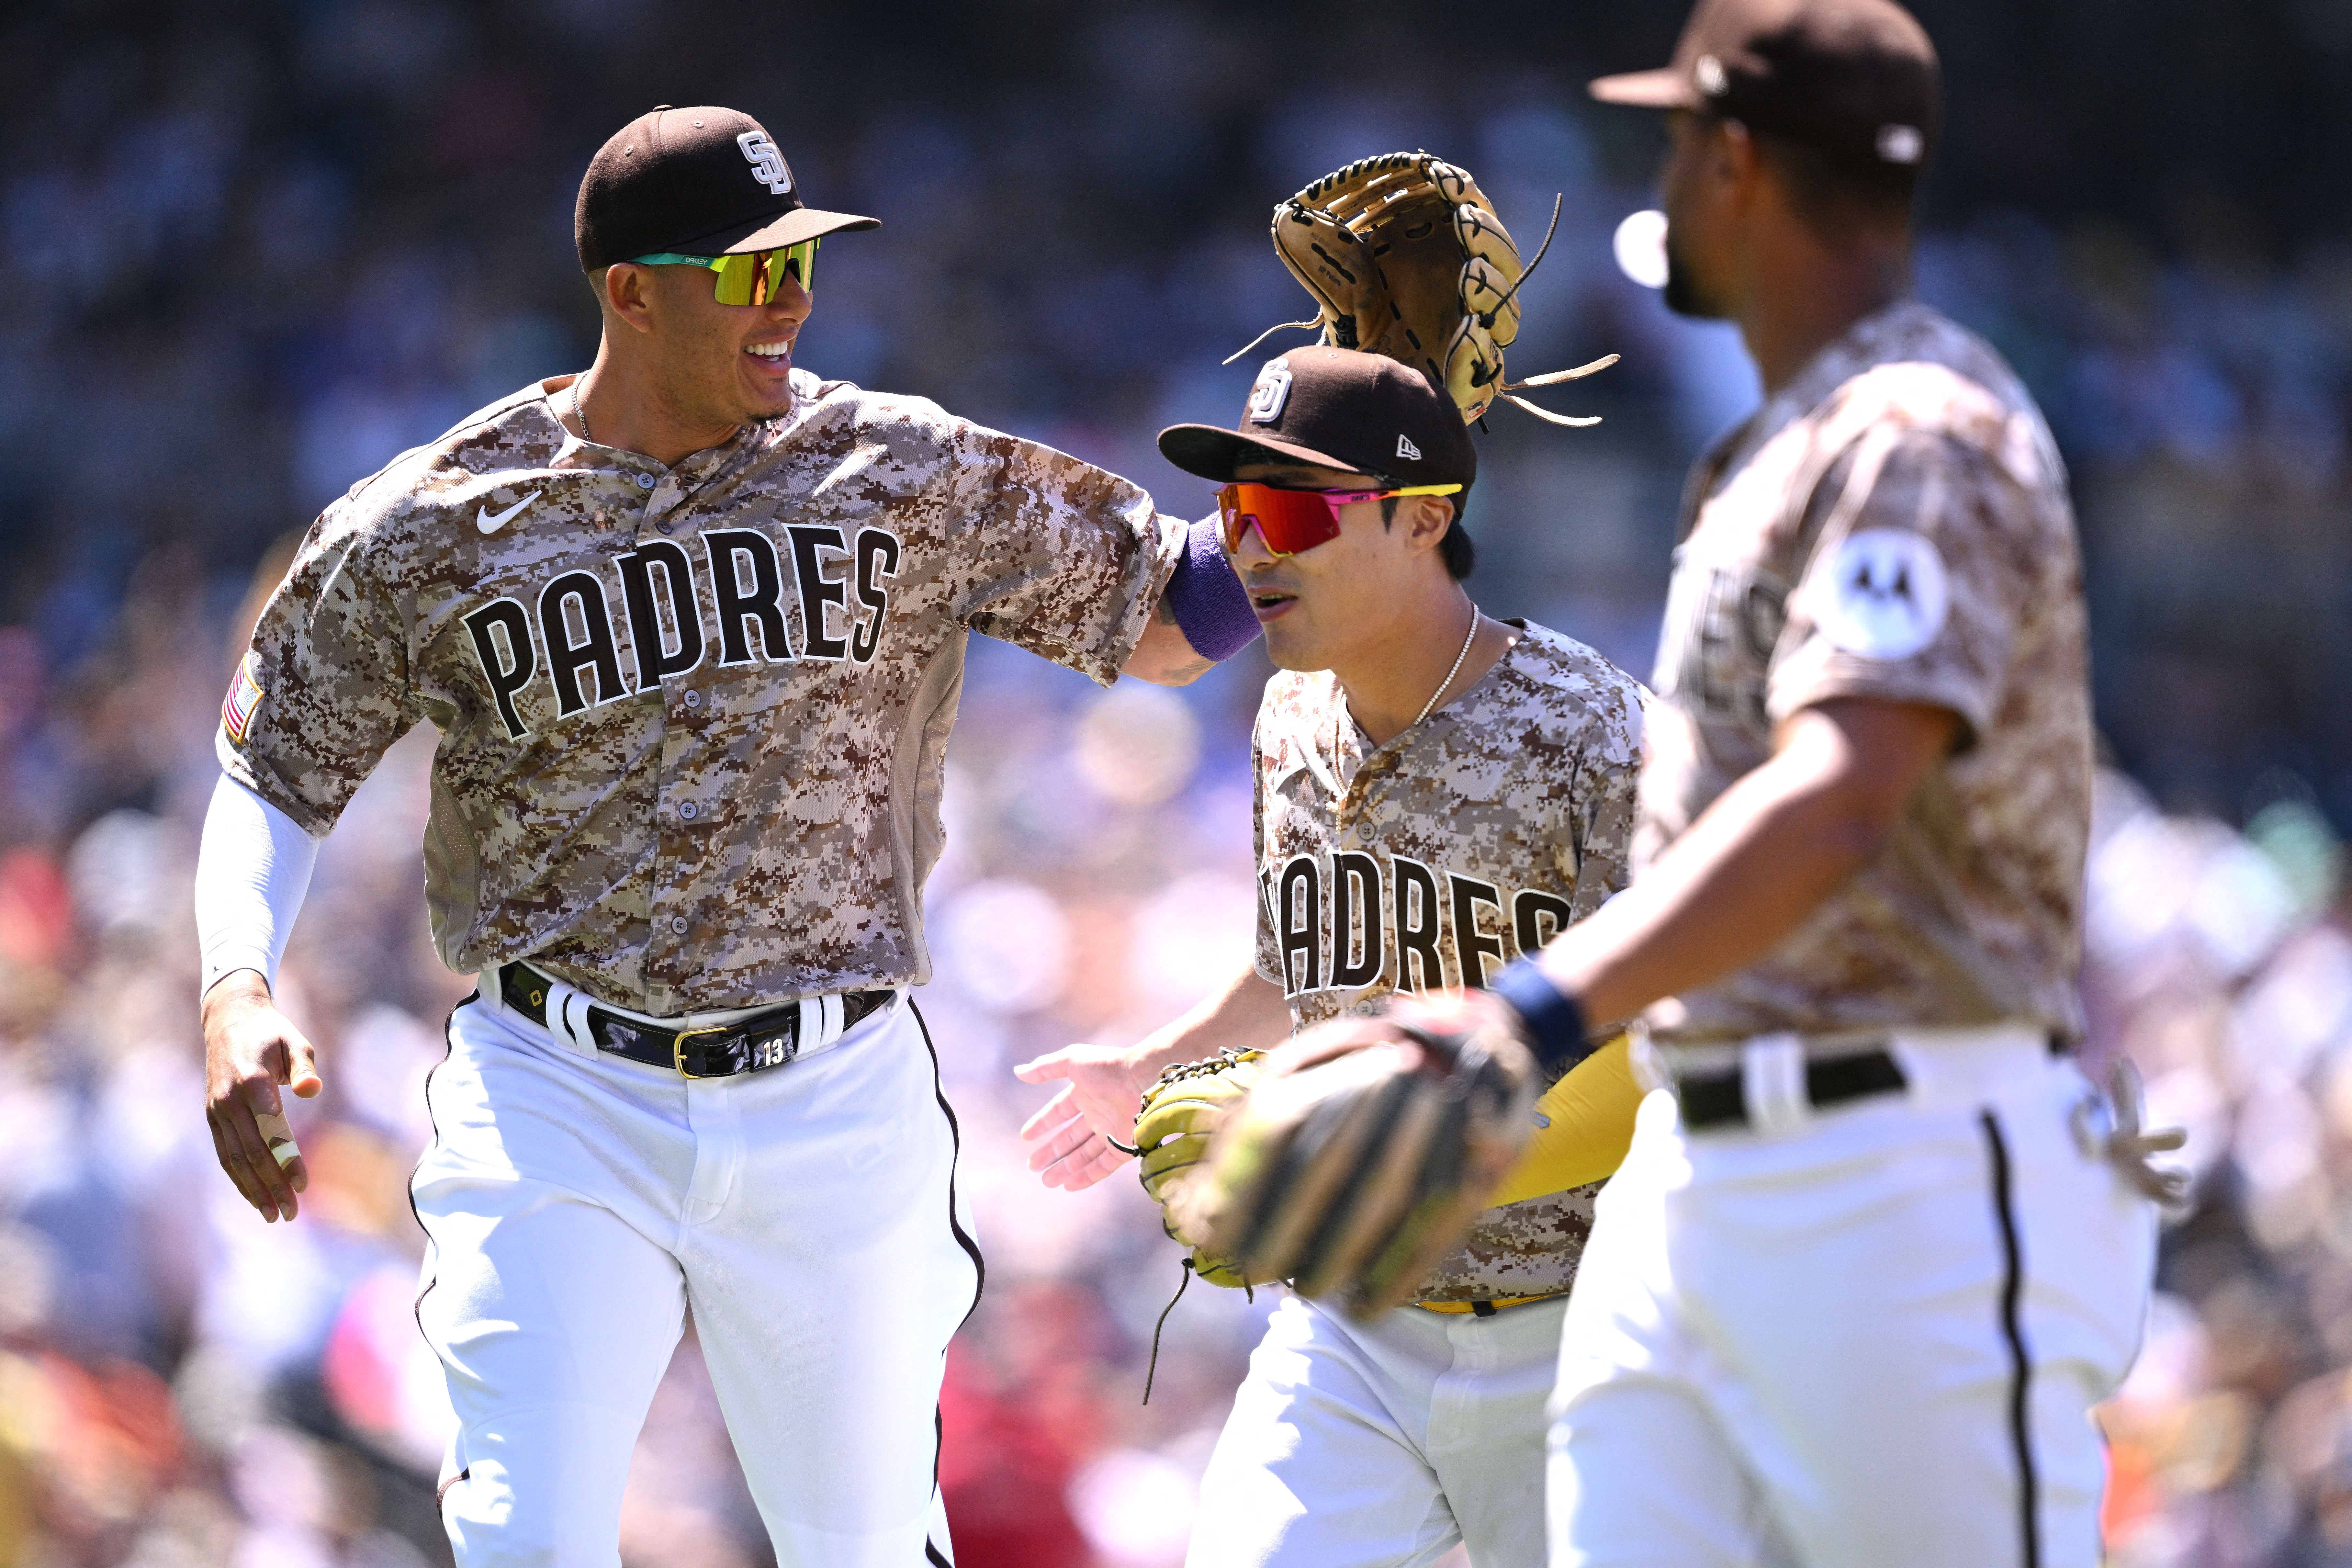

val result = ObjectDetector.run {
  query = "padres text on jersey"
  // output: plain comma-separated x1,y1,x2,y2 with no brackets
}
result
221,369,1181,1015
1251,624,1645,1300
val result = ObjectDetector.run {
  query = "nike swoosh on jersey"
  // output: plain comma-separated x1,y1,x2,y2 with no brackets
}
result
477,491,544,534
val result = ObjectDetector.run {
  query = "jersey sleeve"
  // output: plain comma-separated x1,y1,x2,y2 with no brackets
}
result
1564,682,1646,923
943,423,1184,685
217,503,421,836
1766,426,2031,748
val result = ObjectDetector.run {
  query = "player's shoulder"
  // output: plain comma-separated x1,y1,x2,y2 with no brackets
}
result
1815,304,2064,489
778,367,937,424
324,380,571,536
1474,623,1647,758
769,367,974,457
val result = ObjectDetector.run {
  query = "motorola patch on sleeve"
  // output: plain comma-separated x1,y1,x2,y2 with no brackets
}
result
1809,527,1950,661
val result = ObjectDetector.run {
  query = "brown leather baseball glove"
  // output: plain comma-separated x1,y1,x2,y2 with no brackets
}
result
1242,150,1616,426
1167,989,1538,1320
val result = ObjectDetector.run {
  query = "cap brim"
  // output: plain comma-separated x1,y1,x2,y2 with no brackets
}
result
1156,424,1384,484
673,206,882,257
1589,67,1698,110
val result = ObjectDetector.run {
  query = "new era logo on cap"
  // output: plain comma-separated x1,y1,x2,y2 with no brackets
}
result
1397,434,1422,460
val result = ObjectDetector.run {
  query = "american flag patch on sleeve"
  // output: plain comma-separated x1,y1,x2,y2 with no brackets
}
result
221,656,264,743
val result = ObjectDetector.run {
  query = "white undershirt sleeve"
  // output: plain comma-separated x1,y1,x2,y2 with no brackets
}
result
196,772,322,995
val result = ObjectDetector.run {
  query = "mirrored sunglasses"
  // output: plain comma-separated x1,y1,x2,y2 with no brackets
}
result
628,239,818,305
1215,480,1463,556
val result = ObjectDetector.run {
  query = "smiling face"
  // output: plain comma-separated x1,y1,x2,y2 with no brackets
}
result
611,257,811,427
1228,460,1457,675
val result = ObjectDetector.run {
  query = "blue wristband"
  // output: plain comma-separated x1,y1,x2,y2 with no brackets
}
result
1163,514,1262,661
1491,959,1593,1077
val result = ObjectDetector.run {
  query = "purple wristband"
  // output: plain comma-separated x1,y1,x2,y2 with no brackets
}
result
1164,514,1262,662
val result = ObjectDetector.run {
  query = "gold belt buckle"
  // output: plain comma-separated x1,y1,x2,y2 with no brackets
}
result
671,1025,728,1079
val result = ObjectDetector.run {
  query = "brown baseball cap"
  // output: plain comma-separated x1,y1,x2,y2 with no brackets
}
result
1590,0,1938,172
1158,347,1478,490
574,106,878,272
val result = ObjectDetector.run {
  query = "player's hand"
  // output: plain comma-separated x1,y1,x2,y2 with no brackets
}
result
202,970,322,1223
1014,1042,1161,1192
2075,1056,2191,1207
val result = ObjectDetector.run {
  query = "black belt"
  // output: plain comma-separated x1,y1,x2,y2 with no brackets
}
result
496,962,892,1078
1677,1046,1908,1129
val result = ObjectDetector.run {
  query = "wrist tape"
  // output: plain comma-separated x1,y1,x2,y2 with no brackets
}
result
1164,514,1261,661
1492,959,1594,1077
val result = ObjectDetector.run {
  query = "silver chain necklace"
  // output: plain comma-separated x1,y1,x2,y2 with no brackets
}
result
571,372,593,445
1413,603,1481,728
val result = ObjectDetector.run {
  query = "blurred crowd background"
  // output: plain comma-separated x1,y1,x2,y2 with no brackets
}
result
4,0,2352,1564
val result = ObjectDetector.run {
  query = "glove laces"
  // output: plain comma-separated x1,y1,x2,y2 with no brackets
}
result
1141,1257,1255,1405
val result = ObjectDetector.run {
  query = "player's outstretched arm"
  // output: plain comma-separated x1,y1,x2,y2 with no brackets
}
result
1015,966,1291,1191
195,773,326,1222
1121,595,1217,687
1119,512,1262,687
203,971,321,1222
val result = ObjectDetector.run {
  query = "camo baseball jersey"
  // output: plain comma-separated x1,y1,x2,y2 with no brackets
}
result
1639,300,2091,1045
1251,621,1645,1300
221,369,1180,1014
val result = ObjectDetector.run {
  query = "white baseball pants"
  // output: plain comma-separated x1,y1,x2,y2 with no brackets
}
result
1548,1030,2157,1568
1187,1291,1566,1568
410,990,982,1568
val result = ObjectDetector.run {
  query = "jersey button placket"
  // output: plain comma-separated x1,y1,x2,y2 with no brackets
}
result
643,471,691,534
653,691,715,998
1352,761,1401,847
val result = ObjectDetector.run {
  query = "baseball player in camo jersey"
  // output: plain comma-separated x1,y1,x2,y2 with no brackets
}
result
193,106,1265,1567
1228,4,2177,1563
1529,6,2176,1561
1018,347,1649,1568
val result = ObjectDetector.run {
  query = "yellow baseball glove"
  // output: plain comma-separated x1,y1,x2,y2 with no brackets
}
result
1132,1049,1272,1288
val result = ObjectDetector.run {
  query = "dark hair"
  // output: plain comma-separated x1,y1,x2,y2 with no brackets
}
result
1750,125,1920,234
1382,491,1475,581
